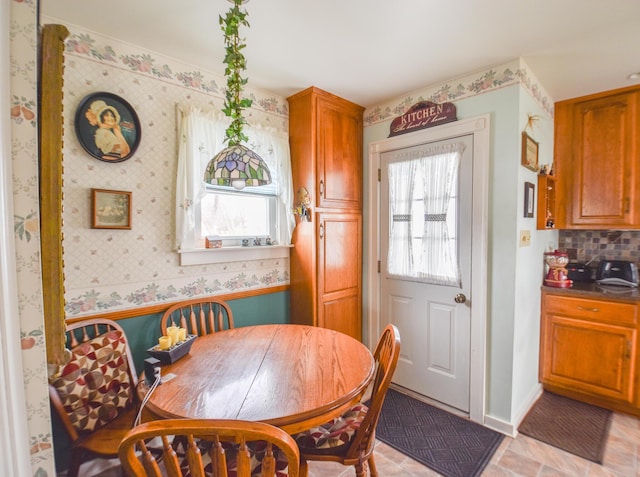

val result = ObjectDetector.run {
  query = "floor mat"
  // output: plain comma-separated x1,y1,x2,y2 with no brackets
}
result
376,389,504,477
518,392,612,463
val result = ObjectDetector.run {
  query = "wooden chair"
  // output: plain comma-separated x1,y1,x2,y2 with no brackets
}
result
293,324,401,477
48,318,143,477
119,419,307,477
161,297,234,336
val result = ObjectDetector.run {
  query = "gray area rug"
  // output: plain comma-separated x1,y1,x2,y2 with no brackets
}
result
518,392,612,463
376,389,504,477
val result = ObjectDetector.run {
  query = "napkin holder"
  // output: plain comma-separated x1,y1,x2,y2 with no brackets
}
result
147,334,196,364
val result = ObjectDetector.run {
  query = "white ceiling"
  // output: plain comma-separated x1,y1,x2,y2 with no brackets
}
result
41,0,640,108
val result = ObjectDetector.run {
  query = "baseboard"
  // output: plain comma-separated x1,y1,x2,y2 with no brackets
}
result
513,383,544,433
483,414,516,437
483,383,544,438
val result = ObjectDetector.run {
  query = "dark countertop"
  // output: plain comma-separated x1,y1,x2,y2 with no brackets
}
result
542,281,640,303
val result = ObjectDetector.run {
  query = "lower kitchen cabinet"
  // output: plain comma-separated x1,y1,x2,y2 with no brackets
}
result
540,289,640,414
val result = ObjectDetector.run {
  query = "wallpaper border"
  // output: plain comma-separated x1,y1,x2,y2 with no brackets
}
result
363,58,554,127
41,16,289,119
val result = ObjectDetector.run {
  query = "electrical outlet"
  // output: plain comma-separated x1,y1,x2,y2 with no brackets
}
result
144,357,161,385
520,230,531,247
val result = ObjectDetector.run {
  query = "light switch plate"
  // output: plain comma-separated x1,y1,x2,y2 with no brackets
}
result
520,230,531,247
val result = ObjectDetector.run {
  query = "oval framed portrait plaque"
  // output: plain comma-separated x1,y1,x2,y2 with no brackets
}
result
75,92,141,163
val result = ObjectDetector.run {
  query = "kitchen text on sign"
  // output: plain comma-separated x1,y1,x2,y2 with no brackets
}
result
389,101,457,137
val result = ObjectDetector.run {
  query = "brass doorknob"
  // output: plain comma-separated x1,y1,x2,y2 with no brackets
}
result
454,293,467,304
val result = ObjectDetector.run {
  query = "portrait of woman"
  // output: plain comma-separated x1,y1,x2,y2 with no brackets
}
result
75,93,141,162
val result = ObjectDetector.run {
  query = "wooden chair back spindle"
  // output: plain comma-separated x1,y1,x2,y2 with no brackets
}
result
160,297,234,337
118,419,306,477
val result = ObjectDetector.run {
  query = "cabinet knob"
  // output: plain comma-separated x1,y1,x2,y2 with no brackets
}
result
319,224,324,239
319,180,324,196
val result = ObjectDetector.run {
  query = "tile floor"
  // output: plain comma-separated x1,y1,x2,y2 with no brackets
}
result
307,411,640,477
64,409,640,477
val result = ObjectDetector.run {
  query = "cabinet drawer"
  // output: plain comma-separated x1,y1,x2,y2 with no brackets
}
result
545,295,637,326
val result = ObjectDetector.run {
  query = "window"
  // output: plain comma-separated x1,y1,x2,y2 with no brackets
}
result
175,105,294,254
199,186,278,246
386,142,465,286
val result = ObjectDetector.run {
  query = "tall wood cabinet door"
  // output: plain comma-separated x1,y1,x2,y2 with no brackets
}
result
317,212,362,340
316,96,363,210
541,314,636,403
569,91,639,227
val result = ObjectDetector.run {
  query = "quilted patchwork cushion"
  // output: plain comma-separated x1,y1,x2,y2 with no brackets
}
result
178,440,291,477
50,329,134,434
293,403,369,452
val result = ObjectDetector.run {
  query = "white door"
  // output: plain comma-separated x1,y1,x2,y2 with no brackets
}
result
380,134,473,413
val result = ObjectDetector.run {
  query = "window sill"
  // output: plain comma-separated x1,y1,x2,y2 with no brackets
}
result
178,245,292,266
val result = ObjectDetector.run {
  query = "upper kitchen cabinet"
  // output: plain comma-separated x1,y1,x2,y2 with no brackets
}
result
288,86,364,210
554,85,640,229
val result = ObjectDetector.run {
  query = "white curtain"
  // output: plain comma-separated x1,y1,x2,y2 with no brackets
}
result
387,158,417,277
175,106,223,250
175,105,294,249
386,142,465,286
418,144,463,286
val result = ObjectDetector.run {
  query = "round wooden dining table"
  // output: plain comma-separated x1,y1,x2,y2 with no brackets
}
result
143,324,375,433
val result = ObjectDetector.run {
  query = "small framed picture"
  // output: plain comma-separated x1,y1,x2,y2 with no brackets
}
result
91,189,132,229
524,182,535,218
521,132,539,172
75,92,141,163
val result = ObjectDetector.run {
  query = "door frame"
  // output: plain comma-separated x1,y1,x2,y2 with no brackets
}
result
366,114,491,424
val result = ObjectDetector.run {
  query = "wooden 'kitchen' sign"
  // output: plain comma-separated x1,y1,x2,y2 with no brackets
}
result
389,101,457,137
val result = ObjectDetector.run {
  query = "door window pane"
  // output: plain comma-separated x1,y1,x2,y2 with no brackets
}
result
387,144,464,286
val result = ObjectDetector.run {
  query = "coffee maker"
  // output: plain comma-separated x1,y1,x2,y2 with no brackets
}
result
544,250,572,288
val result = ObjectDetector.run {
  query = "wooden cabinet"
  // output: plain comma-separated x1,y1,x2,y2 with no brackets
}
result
288,87,364,340
540,290,640,414
317,212,362,339
536,174,557,229
554,86,640,229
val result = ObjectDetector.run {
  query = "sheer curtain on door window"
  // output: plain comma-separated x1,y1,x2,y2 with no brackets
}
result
386,142,465,286
387,157,417,277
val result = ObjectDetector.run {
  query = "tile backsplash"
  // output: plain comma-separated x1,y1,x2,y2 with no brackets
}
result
559,230,640,265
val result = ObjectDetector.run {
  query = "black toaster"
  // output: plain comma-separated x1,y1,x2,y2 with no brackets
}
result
596,260,639,287
566,263,593,282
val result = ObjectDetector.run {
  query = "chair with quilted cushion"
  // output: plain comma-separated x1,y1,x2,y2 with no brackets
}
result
48,318,143,477
161,297,234,337
293,324,400,477
118,418,307,477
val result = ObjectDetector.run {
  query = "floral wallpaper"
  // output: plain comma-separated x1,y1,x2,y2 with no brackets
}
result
44,20,291,318
11,0,56,475
363,59,553,127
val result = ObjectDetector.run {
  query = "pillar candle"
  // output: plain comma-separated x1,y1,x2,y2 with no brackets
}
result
167,327,180,346
158,336,171,350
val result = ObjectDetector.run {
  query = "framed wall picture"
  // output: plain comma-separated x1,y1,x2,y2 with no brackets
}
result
91,188,132,229
524,182,535,218
75,92,141,163
521,132,539,172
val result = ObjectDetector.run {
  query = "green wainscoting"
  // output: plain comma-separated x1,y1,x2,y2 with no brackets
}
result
52,291,289,472
120,291,290,374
